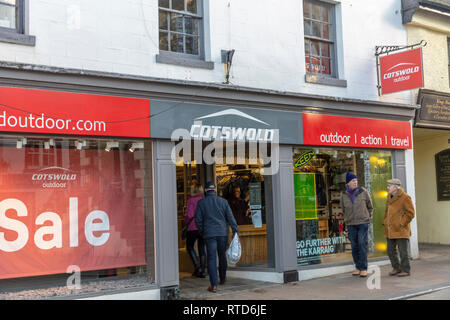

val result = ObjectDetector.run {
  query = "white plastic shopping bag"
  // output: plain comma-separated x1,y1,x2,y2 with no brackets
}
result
226,233,241,265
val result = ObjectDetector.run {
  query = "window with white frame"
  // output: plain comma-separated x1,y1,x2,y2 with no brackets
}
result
303,0,335,77
158,0,202,57
0,0,23,33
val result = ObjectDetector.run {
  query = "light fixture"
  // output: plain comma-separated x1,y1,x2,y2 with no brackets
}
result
129,142,144,152
105,141,119,152
22,137,27,145
44,141,50,150
49,139,55,147
75,140,87,150
16,140,23,149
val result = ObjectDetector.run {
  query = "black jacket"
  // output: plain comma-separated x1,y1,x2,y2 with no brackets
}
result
194,190,238,239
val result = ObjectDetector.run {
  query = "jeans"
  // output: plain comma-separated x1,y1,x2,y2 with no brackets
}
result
205,236,228,287
347,224,369,271
387,238,410,273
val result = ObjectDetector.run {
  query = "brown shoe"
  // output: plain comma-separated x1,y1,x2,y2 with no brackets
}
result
389,269,401,276
359,270,368,277
352,270,360,276
207,285,217,293
397,272,410,277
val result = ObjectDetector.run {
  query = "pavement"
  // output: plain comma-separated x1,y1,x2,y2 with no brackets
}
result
179,243,450,300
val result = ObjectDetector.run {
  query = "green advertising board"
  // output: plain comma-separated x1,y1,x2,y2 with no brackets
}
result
294,172,317,220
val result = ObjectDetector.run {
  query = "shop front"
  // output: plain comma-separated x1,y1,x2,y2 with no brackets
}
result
0,86,155,293
151,99,415,286
294,113,413,268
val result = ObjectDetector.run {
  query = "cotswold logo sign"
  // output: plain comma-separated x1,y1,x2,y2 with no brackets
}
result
189,108,275,142
379,48,424,95
32,166,77,188
172,108,280,175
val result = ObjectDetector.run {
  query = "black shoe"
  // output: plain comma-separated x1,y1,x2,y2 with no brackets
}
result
207,285,217,293
219,279,226,285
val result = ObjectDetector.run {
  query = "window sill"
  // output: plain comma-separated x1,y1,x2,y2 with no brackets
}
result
156,52,214,70
305,73,347,88
0,30,35,46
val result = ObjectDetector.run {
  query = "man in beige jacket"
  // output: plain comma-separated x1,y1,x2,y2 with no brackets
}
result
383,178,415,277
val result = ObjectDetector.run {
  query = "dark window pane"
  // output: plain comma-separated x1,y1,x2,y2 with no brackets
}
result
303,1,310,18
305,55,311,73
170,13,184,33
187,0,198,14
311,40,319,55
185,17,199,35
170,33,184,53
322,6,329,23
311,21,321,38
304,20,312,36
0,4,16,29
159,10,168,30
304,39,311,55
172,0,184,11
185,35,199,55
323,23,330,40
321,42,330,58
159,31,169,51
321,58,331,75
311,3,321,20
158,0,169,8
308,56,322,73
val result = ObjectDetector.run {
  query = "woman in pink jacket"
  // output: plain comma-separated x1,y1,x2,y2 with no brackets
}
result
184,184,206,278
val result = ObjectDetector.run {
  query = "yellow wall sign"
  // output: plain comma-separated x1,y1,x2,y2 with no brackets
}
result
294,150,314,168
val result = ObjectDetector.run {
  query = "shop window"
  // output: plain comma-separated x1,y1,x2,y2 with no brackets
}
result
0,0,35,46
0,137,154,295
293,148,392,266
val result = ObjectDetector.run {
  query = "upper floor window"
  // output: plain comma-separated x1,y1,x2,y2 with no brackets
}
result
0,0,35,46
303,0,335,77
0,0,23,33
159,0,201,57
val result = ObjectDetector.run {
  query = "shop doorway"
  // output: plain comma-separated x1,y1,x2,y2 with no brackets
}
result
175,144,275,284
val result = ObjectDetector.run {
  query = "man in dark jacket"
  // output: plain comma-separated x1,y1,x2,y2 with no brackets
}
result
195,181,238,293
340,172,373,277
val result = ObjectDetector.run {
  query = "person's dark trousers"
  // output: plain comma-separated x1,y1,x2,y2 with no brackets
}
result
205,236,228,287
387,238,410,273
186,230,206,275
347,223,369,271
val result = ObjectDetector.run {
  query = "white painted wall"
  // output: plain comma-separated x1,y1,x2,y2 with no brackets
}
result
414,130,450,245
0,0,411,104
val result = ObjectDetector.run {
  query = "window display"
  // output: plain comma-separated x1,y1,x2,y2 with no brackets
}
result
293,147,392,265
0,136,149,279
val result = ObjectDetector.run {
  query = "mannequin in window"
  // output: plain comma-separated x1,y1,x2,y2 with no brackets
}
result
228,186,252,225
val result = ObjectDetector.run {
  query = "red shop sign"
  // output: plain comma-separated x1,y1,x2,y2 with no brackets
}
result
302,113,412,149
0,147,146,279
0,86,150,138
379,48,424,95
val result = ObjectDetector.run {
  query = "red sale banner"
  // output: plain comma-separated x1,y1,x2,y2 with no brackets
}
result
302,113,412,149
379,48,424,95
0,146,146,279
0,86,150,138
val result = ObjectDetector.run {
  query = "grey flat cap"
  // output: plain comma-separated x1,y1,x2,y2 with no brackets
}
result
387,178,402,186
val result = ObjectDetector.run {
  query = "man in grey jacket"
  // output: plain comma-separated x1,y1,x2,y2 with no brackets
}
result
195,181,238,293
340,172,373,277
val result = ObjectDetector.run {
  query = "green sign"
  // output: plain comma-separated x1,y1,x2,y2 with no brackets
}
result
294,172,317,220
294,150,314,168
